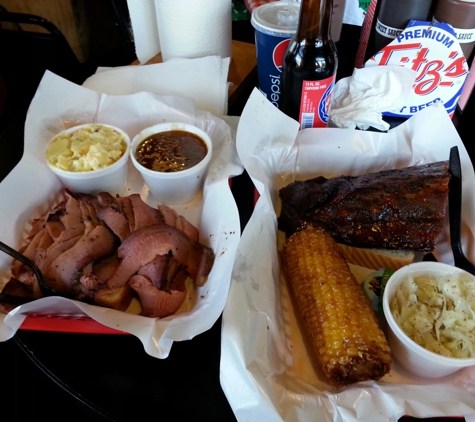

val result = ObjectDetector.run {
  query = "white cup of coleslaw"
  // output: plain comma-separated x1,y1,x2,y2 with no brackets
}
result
383,261,475,378
46,123,131,196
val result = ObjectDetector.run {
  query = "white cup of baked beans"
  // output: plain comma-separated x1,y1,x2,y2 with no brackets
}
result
130,122,213,205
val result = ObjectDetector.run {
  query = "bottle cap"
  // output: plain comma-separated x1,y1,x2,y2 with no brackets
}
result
251,1,300,37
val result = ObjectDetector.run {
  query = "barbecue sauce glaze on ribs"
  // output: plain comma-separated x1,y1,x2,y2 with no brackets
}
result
278,161,451,251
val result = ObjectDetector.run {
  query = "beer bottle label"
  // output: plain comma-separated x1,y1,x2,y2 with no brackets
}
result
298,75,336,129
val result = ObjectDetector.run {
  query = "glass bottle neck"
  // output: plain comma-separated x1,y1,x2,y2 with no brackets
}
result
297,0,333,40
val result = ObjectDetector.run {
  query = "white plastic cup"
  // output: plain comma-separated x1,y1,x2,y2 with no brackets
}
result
130,122,212,205
46,124,130,196
383,261,475,378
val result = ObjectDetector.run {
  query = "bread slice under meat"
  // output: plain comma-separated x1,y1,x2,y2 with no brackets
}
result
337,243,415,271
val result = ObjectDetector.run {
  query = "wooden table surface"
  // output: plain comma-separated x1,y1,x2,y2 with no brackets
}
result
132,40,258,111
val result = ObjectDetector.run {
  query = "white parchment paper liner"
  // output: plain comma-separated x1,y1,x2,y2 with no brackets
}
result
82,55,230,117
221,88,475,421
0,71,243,359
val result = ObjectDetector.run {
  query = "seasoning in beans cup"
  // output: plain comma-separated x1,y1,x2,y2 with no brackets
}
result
130,122,212,205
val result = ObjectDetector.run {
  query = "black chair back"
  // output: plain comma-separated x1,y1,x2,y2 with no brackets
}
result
0,11,84,133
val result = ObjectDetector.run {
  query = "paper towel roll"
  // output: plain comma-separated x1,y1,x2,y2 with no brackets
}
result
127,0,161,64
155,0,232,62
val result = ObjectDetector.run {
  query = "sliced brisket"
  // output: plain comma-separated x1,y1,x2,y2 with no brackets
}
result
7,189,214,317
158,204,199,242
97,205,131,241
128,193,165,231
107,224,214,289
45,225,117,295
129,274,187,318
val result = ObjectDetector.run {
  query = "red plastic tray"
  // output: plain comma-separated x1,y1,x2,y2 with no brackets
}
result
20,313,127,334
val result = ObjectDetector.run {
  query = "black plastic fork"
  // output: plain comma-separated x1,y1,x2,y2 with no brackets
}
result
448,146,475,275
0,240,58,306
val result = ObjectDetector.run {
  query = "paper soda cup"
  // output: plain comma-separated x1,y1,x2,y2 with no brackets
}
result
251,1,300,108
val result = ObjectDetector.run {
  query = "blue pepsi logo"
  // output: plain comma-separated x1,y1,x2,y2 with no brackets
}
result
273,39,291,73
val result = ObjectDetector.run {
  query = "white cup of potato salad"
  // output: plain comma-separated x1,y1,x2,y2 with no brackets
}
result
383,262,475,378
46,123,130,196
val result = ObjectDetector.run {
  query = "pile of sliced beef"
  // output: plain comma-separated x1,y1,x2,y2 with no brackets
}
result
4,189,215,318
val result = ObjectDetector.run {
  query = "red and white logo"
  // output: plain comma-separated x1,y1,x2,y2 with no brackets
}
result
273,39,291,73
365,20,469,118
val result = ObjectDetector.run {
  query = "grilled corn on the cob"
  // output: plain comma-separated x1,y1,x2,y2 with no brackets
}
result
283,227,392,387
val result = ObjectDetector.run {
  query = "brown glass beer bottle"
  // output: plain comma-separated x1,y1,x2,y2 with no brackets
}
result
279,0,338,129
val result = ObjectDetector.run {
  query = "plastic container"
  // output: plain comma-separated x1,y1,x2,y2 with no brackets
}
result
251,1,300,107
383,261,475,378
130,122,212,204
433,0,475,61
46,123,130,196
372,0,434,55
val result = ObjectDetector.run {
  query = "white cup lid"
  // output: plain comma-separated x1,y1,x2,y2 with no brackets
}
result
251,1,300,37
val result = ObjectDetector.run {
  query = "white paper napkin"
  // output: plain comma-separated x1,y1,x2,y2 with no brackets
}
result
329,65,417,131
82,56,230,117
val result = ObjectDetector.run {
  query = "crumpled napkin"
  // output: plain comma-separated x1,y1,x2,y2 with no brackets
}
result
329,65,417,131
